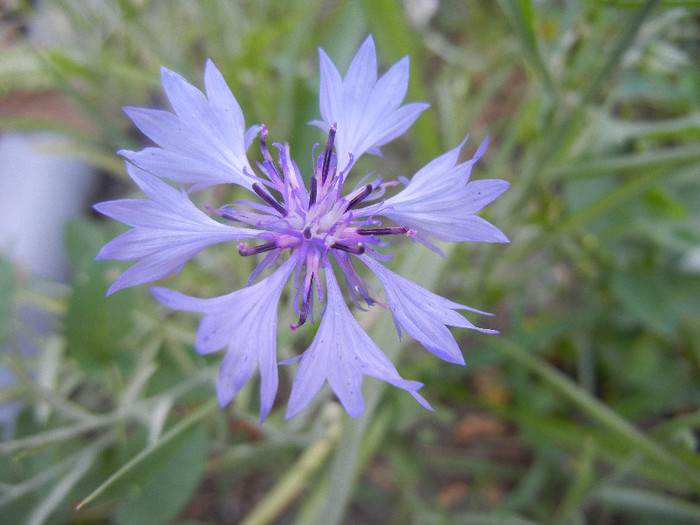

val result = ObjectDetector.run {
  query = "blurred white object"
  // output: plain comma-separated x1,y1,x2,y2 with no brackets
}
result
404,0,439,29
681,247,700,274
0,132,96,280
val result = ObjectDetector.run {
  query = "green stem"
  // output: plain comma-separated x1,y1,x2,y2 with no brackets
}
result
241,407,342,525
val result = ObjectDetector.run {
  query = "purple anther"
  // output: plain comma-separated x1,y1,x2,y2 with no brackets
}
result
238,241,278,256
357,227,409,236
309,175,318,208
344,184,373,212
320,123,337,184
290,278,313,330
252,183,288,217
331,242,365,255
290,302,309,331
259,125,275,165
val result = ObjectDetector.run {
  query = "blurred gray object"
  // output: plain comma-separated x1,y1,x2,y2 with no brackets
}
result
0,132,96,280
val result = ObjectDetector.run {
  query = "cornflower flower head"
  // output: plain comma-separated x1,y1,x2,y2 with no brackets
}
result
95,36,510,422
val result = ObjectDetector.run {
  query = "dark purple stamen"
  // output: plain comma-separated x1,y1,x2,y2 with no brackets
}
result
309,175,317,208
331,242,365,255
259,126,275,166
345,184,373,212
238,241,278,256
320,123,337,185
290,276,313,331
252,183,287,217
303,227,312,239
258,127,285,186
358,227,409,236
291,301,309,331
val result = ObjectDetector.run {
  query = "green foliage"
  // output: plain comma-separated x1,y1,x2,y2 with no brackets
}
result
64,218,139,379
111,418,210,525
1,0,699,524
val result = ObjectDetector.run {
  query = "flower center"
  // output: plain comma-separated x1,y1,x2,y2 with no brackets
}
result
212,124,413,330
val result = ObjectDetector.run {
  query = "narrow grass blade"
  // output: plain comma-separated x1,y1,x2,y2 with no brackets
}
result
75,398,217,511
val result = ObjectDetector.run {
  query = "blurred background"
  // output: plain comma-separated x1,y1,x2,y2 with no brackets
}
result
1,0,699,524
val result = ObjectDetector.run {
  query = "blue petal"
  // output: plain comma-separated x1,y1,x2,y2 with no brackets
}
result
318,49,343,126
121,61,256,190
119,148,247,191
379,137,510,247
361,255,498,365
285,265,431,419
151,256,296,422
313,35,429,170
94,165,261,294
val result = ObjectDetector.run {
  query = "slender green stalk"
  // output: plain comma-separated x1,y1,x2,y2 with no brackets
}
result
240,406,342,525
0,414,122,454
552,439,596,525
593,485,700,520
75,398,218,510
0,434,112,507
28,434,113,525
497,0,559,101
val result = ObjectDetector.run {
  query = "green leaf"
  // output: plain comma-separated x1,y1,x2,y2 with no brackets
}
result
610,270,676,336
644,187,687,219
594,485,700,521
64,217,112,273
77,399,216,512
114,423,209,525
63,218,138,378
0,45,47,94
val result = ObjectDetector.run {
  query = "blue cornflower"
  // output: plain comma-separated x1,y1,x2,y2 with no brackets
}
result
95,36,509,422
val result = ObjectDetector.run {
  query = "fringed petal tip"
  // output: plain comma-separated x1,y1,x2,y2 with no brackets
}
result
316,34,428,168
149,285,176,307
217,388,232,409
411,390,434,412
